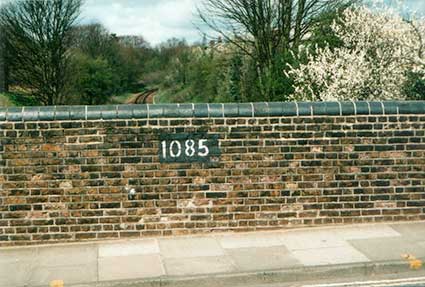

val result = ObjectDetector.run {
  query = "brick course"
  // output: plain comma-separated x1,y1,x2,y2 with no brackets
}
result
0,101,424,246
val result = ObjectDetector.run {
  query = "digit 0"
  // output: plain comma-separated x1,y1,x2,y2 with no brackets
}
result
169,140,182,158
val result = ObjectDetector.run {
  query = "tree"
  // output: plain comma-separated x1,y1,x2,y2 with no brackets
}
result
227,53,243,102
0,22,6,93
0,0,82,105
404,71,425,100
198,0,353,101
287,6,425,101
72,23,113,59
114,43,144,93
118,35,149,49
73,54,115,105
72,23,149,100
0,7,10,94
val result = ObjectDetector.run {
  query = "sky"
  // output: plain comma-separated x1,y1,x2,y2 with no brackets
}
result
80,0,203,46
81,0,425,46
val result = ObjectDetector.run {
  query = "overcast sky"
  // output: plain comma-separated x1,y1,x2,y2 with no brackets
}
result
80,0,202,46
80,0,425,46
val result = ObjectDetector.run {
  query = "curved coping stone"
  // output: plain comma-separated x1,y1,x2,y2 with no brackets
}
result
0,101,423,122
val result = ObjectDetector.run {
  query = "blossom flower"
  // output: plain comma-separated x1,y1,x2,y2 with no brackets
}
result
287,5,425,101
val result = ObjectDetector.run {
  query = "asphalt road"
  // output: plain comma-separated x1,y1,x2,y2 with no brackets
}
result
247,277,425,287
302,277,425,287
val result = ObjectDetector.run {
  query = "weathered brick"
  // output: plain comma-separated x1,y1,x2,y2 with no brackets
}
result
0,103,423,246
76,233,96,240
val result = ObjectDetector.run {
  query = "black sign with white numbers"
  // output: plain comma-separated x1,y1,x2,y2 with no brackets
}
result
159,133,220,163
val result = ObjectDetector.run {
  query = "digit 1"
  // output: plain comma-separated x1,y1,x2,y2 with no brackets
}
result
161,141,167,159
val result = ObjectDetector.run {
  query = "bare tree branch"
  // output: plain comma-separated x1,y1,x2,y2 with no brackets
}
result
0,0,82,105
197,0,352,100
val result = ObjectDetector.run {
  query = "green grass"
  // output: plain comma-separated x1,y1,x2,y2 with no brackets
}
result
0,92,40,107
107,92,133,104
0,90,139,107
9,93,40,106
0,93,13,107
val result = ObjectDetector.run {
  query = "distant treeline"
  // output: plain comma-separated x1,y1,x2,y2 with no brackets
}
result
0,0,423,106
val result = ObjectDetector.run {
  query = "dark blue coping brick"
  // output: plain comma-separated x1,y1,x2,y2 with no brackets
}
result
312,102,326,115
55,106,71,120
383,101,399,115
413,101,425,114
340,102,355,115
178,104,194,117
0,102,423,121
69,106,86,120
148,104,165,118
0,108,6,121
132,105,148,118
238,103,253,117
305,102,342,116
208,103,224,117
297,102,313,116
223,103,239,117
87,106,103,120
162,104,179,117
101,105,117,120
39,106,55,121
193,104,208,118
325,102,341,115
268,102,284,116
355,102,370,115
22,107,39,121
253,102,270,117
399,101,425,114
282,102,297,116
6,107,23,122
117,105,134,119
369,102,384,115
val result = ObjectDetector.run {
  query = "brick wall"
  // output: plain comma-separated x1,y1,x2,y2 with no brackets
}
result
0,101,424,246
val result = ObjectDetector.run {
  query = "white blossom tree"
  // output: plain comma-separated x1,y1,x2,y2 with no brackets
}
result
287,5,425,101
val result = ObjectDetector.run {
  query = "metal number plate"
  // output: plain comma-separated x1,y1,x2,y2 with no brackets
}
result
159,133,220,163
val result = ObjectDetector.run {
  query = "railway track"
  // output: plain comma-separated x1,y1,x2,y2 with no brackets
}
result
128,89,158,104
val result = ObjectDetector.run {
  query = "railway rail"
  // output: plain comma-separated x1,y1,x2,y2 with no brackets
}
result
128,89,158,104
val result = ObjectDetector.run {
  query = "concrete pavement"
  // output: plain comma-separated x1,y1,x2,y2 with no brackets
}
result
1,222,425,287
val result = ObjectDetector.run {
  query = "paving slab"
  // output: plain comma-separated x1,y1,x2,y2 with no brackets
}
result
0,262,35,287
99,239,159,257
0,248,40,287
37,244,97,267
0,247,38,264
390,222,425,241
349,237,425,261
1,222,425,287
28,264,97,287
332,225,401,240
291,246,370,266
159,237,224,258
280,231,348,251
99,254,164,282
226,246,302,272
217,232,285,249
163,256,236,276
